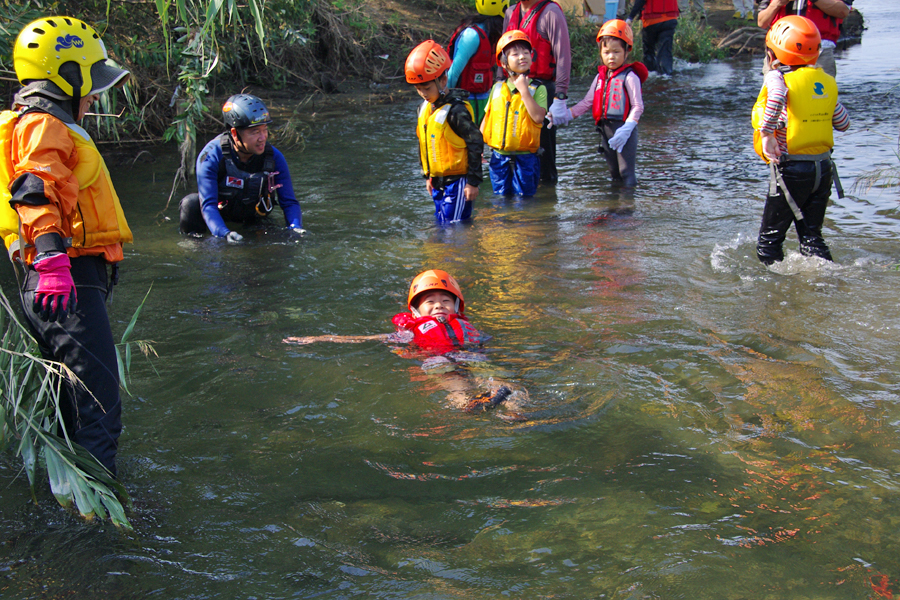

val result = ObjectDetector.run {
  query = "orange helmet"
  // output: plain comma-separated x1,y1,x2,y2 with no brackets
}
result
765,15,821,66
405,40,451,84
407,270,465,316
496,29,532,67
597,19,633,49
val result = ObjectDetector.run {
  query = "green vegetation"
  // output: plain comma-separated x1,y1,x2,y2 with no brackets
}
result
0,285,153,528
568,11,725,77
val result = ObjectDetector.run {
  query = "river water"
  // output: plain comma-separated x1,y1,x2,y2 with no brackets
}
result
1,1,899,597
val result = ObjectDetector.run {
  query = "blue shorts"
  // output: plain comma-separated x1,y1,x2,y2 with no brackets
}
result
489,151,540,197
431,177,473,224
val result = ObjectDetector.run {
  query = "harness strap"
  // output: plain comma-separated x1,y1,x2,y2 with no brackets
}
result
769,162,805,222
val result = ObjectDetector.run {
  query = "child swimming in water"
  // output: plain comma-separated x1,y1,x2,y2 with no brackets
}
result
284,269,518,414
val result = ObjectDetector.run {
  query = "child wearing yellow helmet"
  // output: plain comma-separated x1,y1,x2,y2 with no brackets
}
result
405,41,484,225
752,15,850,266
284,270,519,414
562,20,649,188
5,16,133,477
446,0,506,123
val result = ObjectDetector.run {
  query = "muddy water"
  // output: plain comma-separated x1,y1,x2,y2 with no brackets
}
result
1,0,899,597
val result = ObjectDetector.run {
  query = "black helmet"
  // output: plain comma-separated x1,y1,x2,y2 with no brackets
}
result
222,94,272,129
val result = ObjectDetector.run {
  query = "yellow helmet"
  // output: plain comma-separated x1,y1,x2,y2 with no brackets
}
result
14,16,129,98
477,0,509,17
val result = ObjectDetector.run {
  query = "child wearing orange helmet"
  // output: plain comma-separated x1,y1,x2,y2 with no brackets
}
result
405,41,484,224
481,30,548,197
752,15,850,265
284,270,515,413
562,20,648,187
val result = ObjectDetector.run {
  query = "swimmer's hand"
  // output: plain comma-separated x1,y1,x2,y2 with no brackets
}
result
283,336,318,345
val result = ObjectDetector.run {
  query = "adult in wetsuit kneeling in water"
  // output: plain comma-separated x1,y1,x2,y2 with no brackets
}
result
179,94,305,243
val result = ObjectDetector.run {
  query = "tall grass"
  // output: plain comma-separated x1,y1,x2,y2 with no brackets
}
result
0,284,154,527
569,10,724,77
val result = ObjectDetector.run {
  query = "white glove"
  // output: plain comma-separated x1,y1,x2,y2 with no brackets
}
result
291,227,308,236
608,121,637,153
548,107,573,129
225,231,244,243
549,98,571,127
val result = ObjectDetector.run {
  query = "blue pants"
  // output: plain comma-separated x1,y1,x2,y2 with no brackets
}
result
431,177,473,224
489,151,540,197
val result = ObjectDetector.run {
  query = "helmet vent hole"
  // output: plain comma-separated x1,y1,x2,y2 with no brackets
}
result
27,42,39,49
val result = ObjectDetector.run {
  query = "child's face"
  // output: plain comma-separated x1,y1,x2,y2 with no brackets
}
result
416,291,457,318
414,75,446,103
503,44,533,75
600,39,627,71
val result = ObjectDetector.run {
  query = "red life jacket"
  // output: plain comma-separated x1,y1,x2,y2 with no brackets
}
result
641,0,680,21
592,62,648,122
507,0,557,81
391,313,489,354
771,3,843,42
448,24,493,94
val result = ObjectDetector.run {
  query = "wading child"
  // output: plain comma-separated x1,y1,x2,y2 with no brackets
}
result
481,30,547,197
284,270,516,414
563,20,648,188
405,41,484,224
752,15,850,265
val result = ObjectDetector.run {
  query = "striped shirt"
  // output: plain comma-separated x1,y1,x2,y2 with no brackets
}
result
759,67,850,155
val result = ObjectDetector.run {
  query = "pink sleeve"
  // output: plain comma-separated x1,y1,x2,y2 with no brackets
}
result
624,71,644,123
570,75,599,119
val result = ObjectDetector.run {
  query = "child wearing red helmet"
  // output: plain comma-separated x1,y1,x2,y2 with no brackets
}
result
284,270,517,414
562,20,648,188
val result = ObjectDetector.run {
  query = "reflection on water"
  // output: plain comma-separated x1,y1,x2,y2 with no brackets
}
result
2,0,900,597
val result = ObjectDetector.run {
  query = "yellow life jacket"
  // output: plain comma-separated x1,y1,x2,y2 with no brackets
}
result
0,110,21,254
752,67,838,163
416,100,473,178
1,111,132,262
65,123,133,251
483,80,543,153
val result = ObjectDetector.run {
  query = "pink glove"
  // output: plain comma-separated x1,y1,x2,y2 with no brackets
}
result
33,253,77,322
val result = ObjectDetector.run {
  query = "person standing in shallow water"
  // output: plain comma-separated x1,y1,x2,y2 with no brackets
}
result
627,0,679,77
406,41,483,224
179,94,305,243
752,15,850,265
502,0,572,185
563,20,648,188
446,0,507,125
4,16,133,477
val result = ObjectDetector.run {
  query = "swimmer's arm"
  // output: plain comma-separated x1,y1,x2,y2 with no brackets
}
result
283,334,393,345
283,331,414,345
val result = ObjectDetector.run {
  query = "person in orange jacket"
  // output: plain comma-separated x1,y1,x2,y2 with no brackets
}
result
5,16,132,477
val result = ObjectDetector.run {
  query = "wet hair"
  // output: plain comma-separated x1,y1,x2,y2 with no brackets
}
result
598,36,628,52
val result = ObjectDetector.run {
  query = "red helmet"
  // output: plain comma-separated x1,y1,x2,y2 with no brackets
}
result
495,29,532,67
405,40,451,84
408,270,464,316
766,15,821,66
597,19,634,49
